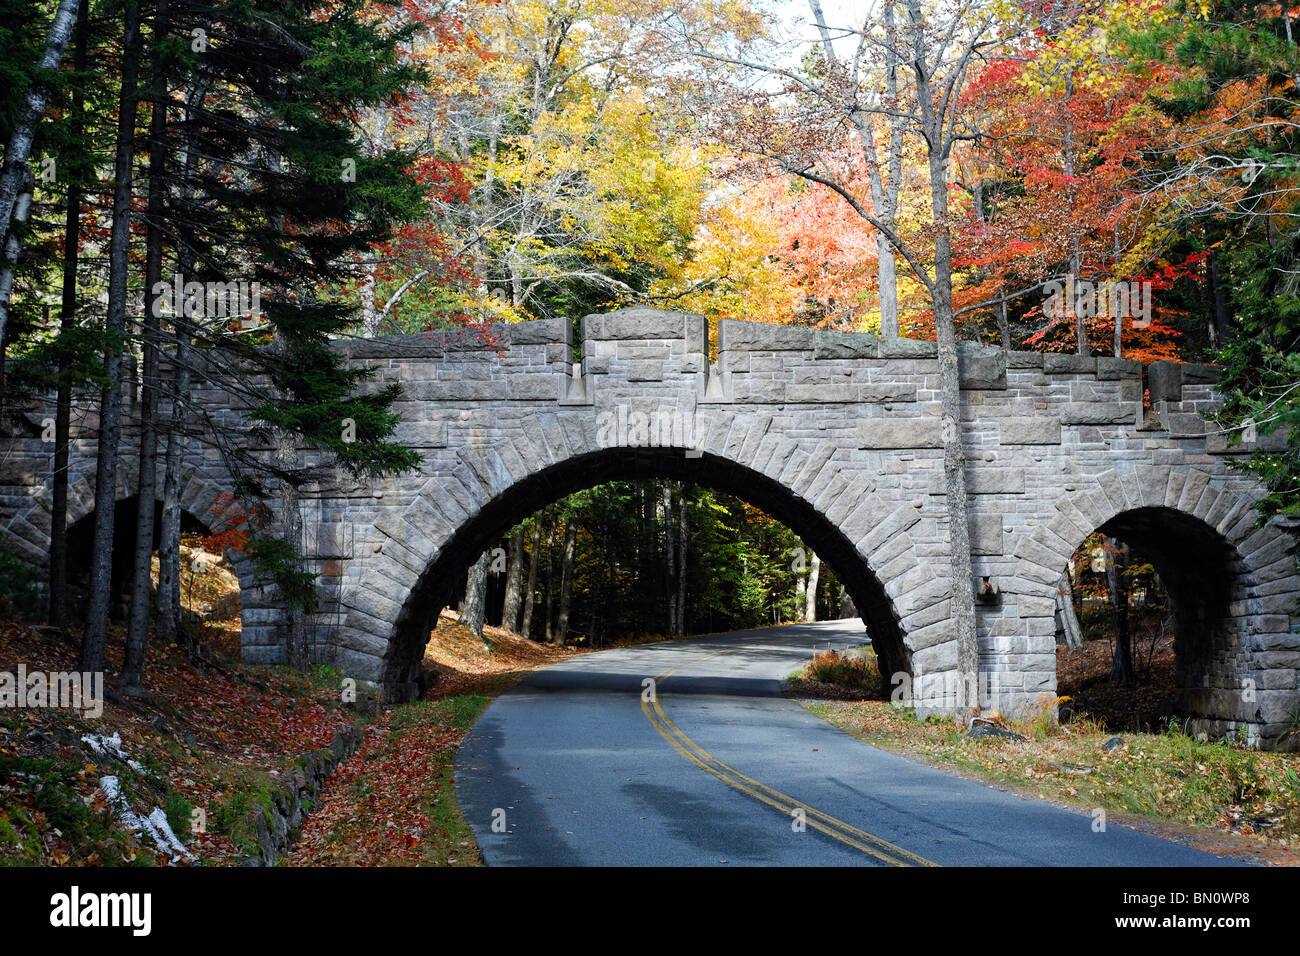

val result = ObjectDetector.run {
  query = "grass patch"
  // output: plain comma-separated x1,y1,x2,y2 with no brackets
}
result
803,698,1300,851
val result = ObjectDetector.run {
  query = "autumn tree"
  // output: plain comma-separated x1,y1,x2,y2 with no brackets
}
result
1125,1,1300,517
677,0,1024,708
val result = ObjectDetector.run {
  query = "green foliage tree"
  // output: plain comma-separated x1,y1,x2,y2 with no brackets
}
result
498,479,841,645
1124,2,1300,518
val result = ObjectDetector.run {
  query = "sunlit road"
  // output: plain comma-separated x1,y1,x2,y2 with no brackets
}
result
454,621,1239,866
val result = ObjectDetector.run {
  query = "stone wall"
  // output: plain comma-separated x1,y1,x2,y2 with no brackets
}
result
239,724,363,866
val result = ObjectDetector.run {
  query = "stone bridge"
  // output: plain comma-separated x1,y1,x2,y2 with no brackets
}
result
2,308,1298,747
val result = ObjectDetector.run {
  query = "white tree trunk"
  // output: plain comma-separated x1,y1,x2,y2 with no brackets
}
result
877,236,898,337
0,0,81,348
804,552,820,622
0,171,34,329
359,262,379,335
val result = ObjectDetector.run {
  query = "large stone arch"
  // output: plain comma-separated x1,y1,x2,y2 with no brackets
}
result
332,407,940,701
1008,467,1300,747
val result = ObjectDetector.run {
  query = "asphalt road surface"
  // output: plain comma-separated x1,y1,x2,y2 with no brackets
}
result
454,620,1240,866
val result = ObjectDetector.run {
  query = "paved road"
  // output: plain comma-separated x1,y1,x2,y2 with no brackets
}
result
455,620,1239,866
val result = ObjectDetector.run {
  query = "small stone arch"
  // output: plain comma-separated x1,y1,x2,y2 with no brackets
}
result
1008,467,1300,747
0,461,263,630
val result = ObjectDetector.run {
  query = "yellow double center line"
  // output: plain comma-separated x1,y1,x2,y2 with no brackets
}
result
639,644,936,867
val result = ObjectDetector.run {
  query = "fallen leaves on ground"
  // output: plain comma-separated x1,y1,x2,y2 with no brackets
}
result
0,555,351,866
288,696,487,866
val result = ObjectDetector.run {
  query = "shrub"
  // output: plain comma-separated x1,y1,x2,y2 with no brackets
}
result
163,791,193,838
805,649,879,692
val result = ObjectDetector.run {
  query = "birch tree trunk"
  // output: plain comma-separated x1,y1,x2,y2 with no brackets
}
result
804,552,820,623
359,263,379,335
0,170,34,339
155,345,189,653
0,0,81,346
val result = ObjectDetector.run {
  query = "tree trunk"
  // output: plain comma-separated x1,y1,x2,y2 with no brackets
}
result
278,445,308,669
359,261,379,335
520,519,540,640
663,484,675,634
904,1,980,711
155,345,189,653
877,236,898,337
1207,251,1229,348
555,519,576,645
927,155,980,712
461,550,489,644
1061,75,1088,357
80,2,143,675
997,296,1011,351
48,0,88,631
501,526,525,633
1106,538,1134,687
0,0,81,345
675,486,686,634
838,583,856,620
638,485,653,635
0,168,35,345
805,552,820,623
1055,572,1084,650
156,68,205,657
122,4,170,694
542,517,556,643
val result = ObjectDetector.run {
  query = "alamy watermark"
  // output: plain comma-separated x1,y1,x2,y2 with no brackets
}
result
151,272,262,328
596,404,705,458
50,886,151,936
0,665,103,718
1043,274,1152,330
889,670,1051,714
